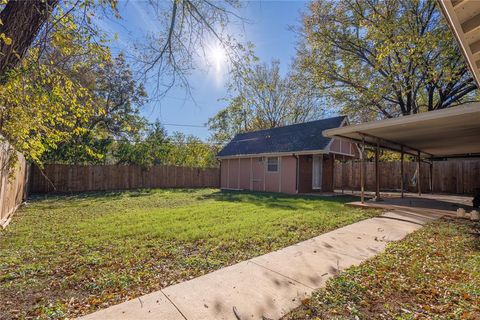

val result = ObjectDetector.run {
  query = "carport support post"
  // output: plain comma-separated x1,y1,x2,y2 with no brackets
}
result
429,159,433,193
400,146,404,198
360,136,365,203
417,151,422,196
332,154,336,192
341,156,344,194
374,140,380,201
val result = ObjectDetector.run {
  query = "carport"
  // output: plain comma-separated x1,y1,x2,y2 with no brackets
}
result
323,103,480,203
323,0,480,205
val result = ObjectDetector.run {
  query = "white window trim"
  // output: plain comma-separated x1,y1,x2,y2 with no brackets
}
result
266,156,279,172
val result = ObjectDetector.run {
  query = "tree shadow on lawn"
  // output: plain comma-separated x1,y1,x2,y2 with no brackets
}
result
25,188,215,210
197,190,362,211
26,189,157,209
28,187,215,202
26,188,364,212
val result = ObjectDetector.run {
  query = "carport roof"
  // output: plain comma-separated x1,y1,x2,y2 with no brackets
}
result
322,103,480,158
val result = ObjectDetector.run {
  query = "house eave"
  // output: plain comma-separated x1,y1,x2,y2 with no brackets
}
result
438,0,480,87
216,149,329,160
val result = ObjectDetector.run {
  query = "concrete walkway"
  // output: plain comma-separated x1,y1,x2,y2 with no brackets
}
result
79,210,444,320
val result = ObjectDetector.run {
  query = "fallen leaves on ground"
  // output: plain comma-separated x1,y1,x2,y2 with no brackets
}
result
0,189,377,319
283,218,480,320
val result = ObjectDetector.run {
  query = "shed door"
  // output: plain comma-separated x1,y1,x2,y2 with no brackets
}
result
312,155,323,190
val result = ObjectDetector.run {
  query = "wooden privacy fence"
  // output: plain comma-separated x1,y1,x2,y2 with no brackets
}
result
334,159,480,195
0,139,28,227
30,164,220,194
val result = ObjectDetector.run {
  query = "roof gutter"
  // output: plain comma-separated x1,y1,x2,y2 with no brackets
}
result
216,149,329,160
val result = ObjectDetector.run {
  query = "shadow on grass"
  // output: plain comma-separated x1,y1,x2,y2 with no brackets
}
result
27,188,363,212
382,196,472,212
27,188,157,205
27,188,219,207
197,190,361,211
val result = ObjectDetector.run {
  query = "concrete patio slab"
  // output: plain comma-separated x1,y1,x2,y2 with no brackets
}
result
162,260,311,320
345,192,472,217
78,290,185,320
78,210,446,320
381,210,442,224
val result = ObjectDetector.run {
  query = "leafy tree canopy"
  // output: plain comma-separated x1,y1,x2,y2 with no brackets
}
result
296,0,478,122
0,0,240,169
0,13,109,164
208,58,325,145
167,132,217,168
113,122,172,167
40,53,148,164
112,123,217,168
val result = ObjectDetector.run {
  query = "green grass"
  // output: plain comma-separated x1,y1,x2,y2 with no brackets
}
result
0,189,377,319
283,218,480,320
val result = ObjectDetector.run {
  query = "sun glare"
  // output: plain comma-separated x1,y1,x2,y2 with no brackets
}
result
209,44,227,73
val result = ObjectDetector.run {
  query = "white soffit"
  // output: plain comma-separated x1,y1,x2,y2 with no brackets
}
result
438,0,480,86
323,103,480,158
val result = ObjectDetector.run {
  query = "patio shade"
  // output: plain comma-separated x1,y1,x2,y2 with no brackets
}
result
322,102,480,158
438,0,480,86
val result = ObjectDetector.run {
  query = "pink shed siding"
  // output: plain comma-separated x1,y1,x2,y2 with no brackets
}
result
230,159,240,189
252,157,264,191
220,160,228,188
220,155,298,194
239,158,251,189
329,138,357,157
265,160,280,192
280,156,297,194
329,139,340,153
341,140,350,154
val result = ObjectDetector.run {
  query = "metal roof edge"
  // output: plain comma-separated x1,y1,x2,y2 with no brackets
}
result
323,102,480,138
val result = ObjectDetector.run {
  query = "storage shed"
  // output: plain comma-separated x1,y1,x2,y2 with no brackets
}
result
217,116,358,194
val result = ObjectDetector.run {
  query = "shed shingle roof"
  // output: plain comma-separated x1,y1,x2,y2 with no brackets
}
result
217,116,346,157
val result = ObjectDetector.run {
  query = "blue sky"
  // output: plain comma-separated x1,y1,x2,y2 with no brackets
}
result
100,0,308,140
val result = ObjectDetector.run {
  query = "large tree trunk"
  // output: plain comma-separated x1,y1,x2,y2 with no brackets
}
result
0,0,59,83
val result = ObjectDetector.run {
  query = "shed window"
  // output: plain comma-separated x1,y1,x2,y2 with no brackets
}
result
267,157,279,172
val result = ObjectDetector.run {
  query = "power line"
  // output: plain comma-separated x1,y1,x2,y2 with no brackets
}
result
109,136,224,145
162,123,207,128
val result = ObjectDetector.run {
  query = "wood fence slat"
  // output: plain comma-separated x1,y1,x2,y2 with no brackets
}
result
334,160,479,195
30,164,221,194
27,159,479,195
0,139,28,227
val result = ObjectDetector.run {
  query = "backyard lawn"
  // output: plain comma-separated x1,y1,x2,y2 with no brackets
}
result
283,217,480,320
0,188,377,319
